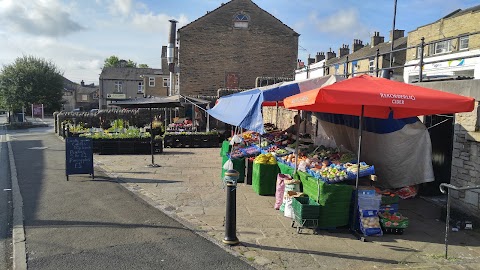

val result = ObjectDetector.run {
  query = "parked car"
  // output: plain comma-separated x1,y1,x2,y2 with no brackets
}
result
90,109,99,113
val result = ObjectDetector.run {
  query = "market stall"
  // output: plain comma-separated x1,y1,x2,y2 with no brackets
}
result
284,74,475,236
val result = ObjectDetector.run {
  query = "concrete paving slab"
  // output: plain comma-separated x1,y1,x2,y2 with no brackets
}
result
93,148,480,270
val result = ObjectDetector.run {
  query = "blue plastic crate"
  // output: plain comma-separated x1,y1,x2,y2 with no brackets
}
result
379,203,399,213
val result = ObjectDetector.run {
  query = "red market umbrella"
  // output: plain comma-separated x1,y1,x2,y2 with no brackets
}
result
284,74,475,119
283,74,475,238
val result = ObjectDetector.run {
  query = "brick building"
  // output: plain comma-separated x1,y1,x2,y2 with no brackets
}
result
99,68,168,108
176,0,299,97
404,5,480,82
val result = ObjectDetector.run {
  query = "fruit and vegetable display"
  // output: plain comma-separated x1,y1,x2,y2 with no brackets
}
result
278,150,374,183
224,128,374,183
379,212,409,229
229,149,245,159
254,153,277,165
243,146,261,156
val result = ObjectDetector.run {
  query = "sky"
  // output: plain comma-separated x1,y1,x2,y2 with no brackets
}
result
0,0,478,85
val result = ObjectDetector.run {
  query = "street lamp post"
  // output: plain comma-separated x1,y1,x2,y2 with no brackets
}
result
389,0,398,68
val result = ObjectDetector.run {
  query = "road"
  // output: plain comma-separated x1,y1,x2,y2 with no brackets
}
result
0,114,13,270
8,122,254,269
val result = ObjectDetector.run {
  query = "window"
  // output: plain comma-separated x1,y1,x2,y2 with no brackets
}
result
149,77,155,87
369,58,375,74
114,81,123,93
81,95,88,101
459,36,469,50
138,82,144,93
416,46,422,59
163,78,169,87
430,40,452,55
233,13,249,28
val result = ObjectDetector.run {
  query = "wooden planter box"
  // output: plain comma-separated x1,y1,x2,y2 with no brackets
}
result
92,139,163,155
164,134,219,148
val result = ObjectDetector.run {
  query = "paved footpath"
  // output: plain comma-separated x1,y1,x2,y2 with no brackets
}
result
94,147,480,270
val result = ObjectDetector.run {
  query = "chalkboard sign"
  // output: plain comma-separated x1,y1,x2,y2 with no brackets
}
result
65,137,94,180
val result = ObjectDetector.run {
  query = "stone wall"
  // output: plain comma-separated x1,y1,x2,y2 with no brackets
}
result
451,102,480,216
178,0,298,96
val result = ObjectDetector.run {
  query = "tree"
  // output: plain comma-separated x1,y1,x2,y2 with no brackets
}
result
0,56,64,113
103,55,138,68
138,64,149,68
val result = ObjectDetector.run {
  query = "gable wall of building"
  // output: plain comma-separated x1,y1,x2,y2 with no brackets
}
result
178,0,298,96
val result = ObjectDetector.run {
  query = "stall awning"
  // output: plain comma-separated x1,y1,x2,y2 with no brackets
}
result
207,75,344,133
284,74,475,119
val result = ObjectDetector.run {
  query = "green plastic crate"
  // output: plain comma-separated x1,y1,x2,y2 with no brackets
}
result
292,197,320,220
278,162,295,176
252,162,279,195
221,155,245,183
297,171,353,205
220,141,231,157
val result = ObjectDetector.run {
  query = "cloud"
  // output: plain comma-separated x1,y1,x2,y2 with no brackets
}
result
132,12,189,33
310,8,369,39
0,0,85,37
107,0,133,16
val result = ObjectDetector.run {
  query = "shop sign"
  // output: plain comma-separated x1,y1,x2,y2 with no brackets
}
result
106,93,126,99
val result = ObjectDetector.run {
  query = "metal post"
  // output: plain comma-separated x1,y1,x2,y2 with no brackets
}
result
168,20,178,96
294,110,301,173
223,169,239,245
351,105,364,239
419,37,425,82
147,106,160,168
375,49,380,77
344,56,349,78
440,184,480,259
445,189,451,259
389,0,398,68
275,101,279,127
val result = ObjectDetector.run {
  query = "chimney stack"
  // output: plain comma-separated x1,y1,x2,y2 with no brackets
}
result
315,52,325,62
297,59,305,69
352,39,364,52
326,48,336,60
389,29,405,42
81,80,85,86
339,44,350,57
371,31,384,47
307,56,315,65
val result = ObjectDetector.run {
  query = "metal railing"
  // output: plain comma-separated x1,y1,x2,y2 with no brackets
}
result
439,183,480,259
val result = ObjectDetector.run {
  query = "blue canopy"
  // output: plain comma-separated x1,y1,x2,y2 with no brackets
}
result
208,75,344,133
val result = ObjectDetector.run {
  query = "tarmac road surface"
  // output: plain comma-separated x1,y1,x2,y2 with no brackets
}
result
9,129,254,270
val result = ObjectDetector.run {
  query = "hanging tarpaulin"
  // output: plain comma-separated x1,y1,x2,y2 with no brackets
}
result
315,112,434,188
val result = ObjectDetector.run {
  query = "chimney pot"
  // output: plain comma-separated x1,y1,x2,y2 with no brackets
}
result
326,50,336,60
315,52,325,62
389,29,405,42
339,44,350,57
352,39,364,52
371,32,384,47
